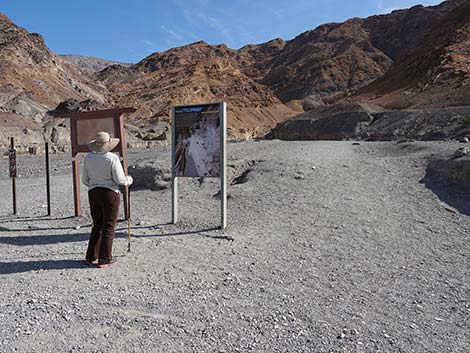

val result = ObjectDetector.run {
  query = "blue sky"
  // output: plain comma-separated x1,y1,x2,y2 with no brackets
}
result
2,0,443,63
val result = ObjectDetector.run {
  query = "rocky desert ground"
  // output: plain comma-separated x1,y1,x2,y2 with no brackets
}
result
0,140,469,353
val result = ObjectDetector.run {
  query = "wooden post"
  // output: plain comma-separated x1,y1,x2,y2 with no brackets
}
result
72,154,82,217
118,114,130,219
70,118,82,217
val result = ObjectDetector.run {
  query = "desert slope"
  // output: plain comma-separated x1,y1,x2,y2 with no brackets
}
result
0,140,469,351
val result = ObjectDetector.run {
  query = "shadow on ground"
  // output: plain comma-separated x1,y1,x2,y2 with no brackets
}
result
0,227,222,246
420,171,470,216
0,232,90,246
0,260,89,274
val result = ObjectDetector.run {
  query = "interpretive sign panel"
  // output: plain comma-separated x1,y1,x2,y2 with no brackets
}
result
59,108,135,218
174,103,221,177
171,102,227,229
76,117,116,146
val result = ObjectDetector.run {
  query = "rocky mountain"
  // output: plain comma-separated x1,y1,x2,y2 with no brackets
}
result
60,55,131,74
101,41,298,139
250,0,467,108
0,13,107,150
352,0,470,109
1,0,470,151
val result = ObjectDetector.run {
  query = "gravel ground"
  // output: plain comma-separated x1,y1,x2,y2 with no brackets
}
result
0,140,469,353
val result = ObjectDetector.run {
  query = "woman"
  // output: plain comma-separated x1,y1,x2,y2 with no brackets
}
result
81,131,133,268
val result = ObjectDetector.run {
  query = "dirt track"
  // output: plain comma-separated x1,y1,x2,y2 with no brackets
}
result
0,140,469,353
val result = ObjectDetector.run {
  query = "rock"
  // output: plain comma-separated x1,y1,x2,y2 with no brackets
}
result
128,164,171,191
459,136,469,143
213,191,233,199
272,104,375,141
453,147,470,158
28,145,41,155
366,107,470,141
426,155,470,187
231,168,253,185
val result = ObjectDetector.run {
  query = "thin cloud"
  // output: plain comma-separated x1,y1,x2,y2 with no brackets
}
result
140,39,156,48
195,12,235,45
161,25,184,41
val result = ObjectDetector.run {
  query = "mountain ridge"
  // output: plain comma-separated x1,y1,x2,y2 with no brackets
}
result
1,0,469,150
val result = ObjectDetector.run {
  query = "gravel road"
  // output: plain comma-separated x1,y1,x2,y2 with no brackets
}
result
0,140,469,353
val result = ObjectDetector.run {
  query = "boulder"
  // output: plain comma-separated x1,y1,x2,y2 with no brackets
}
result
128,163,171,191
428,156,470,188
453,147,470,159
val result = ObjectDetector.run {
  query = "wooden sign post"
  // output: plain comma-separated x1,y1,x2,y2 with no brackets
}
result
59,108,135,218
9,137,17,215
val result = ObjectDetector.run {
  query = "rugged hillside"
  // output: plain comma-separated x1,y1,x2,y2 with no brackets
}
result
2,0,470,150
260,1,464,107
0,13,107,149
61,54,131,74
102,41,298,138
352,0,470,109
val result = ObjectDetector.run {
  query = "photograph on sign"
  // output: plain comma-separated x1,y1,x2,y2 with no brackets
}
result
76,117,116,146
174,103,221,177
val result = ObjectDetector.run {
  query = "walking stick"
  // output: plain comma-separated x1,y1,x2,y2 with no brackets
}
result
127,185,131,252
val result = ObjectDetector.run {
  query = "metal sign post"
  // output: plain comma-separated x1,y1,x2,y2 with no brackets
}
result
171,107,178,224
171,102,227,230
220,102,227,229
45,142,51,216
9,137,17,215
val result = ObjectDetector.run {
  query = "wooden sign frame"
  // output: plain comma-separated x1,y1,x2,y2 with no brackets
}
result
60,108,135,218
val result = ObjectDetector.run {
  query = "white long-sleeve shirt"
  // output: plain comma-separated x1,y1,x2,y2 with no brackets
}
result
82,152,133,193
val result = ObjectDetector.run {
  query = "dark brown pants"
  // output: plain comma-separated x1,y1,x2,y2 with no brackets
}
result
86,187,120,262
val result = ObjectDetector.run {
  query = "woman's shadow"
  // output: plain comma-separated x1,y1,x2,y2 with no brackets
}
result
0,259,90,275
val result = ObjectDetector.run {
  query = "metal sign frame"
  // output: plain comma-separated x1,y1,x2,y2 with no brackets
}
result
171,102,227,229
60,108,135,218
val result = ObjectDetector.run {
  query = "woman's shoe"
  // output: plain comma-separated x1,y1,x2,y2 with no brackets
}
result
84,259,98,266
96,258,117,268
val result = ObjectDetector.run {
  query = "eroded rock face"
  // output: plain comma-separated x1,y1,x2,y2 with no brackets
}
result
272,105,470,142
271,104,376,140
428,155,470,188
366,107,470,141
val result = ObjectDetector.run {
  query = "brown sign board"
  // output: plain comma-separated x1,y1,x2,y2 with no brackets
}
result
59,108,136,218
76,117,116,146
8,149,16,178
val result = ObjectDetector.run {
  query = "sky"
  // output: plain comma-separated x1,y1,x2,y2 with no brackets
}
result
1,0,443,63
